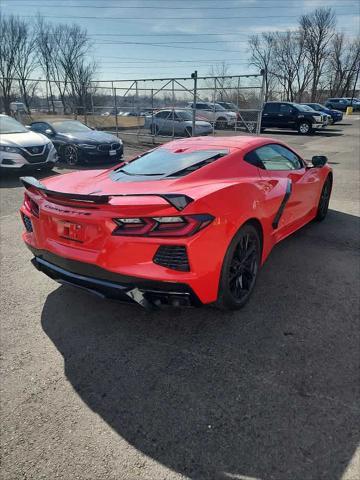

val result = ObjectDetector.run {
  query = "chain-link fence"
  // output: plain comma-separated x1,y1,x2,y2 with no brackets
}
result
2,72,265,144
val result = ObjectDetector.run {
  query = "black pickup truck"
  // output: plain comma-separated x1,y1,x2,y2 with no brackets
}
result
261,102,327,135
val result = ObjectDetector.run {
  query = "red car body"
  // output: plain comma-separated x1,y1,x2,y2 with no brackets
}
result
20,136,332,308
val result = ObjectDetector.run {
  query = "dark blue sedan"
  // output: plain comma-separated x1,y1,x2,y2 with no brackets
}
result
302,103,343,124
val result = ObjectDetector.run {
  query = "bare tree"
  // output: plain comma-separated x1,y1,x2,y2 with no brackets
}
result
272,30,312,102
36,16,58,113
68,59,98,114
300,8,336,101
0,15,23,114
36,18,97,114
14,18,39,111
207,62,233,101
248,33,276,101
328,34,360,97
56,23,95,113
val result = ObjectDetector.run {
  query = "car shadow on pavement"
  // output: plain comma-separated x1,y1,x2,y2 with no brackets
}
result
41,210,360,480
262,129,344,137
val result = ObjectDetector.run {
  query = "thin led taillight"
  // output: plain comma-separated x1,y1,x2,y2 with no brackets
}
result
24,193,39,218
112,214,214,237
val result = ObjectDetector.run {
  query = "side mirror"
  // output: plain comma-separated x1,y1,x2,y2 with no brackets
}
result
312,155,328,168
45,128,54,136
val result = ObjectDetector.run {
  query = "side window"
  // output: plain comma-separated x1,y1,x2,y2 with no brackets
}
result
196,103,207,110
31,122,49,133
156,111,169,119
252,144,303,171
280,104,294,114
244,150,261,168
263,103,280,114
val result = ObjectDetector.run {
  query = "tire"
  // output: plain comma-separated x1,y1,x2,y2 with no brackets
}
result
62,144,79,166
215,117,228,130
298,121,312,135
150,124,156,135
151,125,159,136
315,175,332,221
216,223,261,310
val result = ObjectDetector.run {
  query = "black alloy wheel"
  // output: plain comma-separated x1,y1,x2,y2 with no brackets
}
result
316,176,332,221
63,145,79,166
217,224,261,310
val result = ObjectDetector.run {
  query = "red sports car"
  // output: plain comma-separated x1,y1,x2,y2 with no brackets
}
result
20,136,332,310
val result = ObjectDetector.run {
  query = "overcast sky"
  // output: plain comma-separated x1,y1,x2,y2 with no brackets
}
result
3,0,360,80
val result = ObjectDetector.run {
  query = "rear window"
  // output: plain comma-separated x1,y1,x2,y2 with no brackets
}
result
116,148,228,177
263,103,280,113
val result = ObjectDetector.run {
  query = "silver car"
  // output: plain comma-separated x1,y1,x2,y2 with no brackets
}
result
145,109,213,136
0,115,57,172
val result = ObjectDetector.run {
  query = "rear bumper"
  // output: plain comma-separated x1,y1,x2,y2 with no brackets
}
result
28,246,202,308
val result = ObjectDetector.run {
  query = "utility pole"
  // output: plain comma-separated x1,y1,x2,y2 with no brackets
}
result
191,70,198,136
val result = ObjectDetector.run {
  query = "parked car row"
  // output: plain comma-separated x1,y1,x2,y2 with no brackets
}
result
0,95,354,171
0,115,123,171
145,99,346,137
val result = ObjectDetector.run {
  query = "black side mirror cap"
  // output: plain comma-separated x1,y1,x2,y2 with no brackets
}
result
312,155,328,167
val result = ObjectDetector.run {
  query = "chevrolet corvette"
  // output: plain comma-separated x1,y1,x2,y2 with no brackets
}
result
20,136,332,310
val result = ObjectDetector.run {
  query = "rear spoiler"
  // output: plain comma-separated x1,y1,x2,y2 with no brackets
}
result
20,176,193,211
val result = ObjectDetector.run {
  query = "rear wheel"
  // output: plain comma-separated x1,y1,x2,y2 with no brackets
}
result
316,176,332,221
185,127,192,137
216,224,261,310
298,121,312,135
151,125,159,135
215,117,228,130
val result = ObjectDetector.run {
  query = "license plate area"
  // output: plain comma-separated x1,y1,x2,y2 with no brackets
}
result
58,221,85,243
109,149,117,156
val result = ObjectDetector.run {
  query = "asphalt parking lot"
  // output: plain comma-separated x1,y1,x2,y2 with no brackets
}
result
1,119,359,480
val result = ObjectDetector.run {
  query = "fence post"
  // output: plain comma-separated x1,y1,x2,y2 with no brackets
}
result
151,87,155,144
172,79,175,139
112,81,119,138
82,83,88,126
191,70,197,137
235,76,240,133
257,70,266,134
212,77,217,136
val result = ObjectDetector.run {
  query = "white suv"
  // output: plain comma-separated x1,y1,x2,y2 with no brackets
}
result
186,102,237,129
0,115,57,172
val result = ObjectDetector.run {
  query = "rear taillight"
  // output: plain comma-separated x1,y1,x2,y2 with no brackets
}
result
24,193,39,217
112,214,214,237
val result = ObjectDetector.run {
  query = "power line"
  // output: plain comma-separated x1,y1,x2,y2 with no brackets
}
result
91,42,245,53
98,57,248,63
15,13,355,20
93,40,250,44
8,2,358,9
6,0,354,2
98,63,249,69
